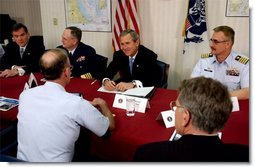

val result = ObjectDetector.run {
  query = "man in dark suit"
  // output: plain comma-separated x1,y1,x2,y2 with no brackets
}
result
103,29,160,92
0,23,45,78
134,77,249,162
58,26,101,79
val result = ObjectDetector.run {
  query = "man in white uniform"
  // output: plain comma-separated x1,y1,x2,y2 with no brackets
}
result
17,48,115,162
191,26,249,100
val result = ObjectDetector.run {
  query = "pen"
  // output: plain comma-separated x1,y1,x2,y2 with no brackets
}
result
90,79,97,85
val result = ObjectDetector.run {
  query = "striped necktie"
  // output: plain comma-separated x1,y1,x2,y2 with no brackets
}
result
20,47,25,58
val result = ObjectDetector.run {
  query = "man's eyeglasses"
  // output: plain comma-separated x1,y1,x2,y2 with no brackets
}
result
209,39,228,45
170,101,185,112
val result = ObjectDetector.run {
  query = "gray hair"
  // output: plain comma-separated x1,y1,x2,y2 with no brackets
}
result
178,77,232,134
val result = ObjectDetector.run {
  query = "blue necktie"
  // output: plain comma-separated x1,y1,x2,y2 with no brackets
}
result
129,57,134,74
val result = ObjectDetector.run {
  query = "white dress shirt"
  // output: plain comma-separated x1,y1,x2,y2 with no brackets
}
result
17,81,109,162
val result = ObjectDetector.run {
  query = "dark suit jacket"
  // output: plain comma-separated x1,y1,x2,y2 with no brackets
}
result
58,42,102,78
134,134,249,162
104,45,160,87
0,36,45,73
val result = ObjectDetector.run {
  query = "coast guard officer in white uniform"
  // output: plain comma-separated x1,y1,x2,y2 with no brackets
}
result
191,26,249,100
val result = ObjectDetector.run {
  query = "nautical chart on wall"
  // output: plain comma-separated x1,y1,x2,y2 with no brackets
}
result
65,0,111,32
226,0,249,17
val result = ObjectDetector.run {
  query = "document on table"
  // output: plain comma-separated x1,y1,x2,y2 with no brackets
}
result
122,86,155,98
97,86,122,94
97,86,155,98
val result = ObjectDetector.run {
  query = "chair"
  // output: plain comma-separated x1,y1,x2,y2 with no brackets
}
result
156,60,170,88
0,154,25,162
93,54,108,80
0,124,18,156
30,35,44,46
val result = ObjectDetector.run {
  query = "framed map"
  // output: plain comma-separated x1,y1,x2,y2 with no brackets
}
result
226,0,249,17
65,0,112,32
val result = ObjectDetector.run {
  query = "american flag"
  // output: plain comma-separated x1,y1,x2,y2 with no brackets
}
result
112,0,140,51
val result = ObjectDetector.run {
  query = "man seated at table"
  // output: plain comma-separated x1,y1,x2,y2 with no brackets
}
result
102,29,160,92
58,26,103,79
0,23,45,78
17,48,115,162
134,76,248,162
191,26,249,100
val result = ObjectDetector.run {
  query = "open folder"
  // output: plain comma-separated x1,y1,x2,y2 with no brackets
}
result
122,86,155,98
97,86,155,98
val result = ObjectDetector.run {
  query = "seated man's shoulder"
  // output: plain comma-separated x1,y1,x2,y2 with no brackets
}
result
5,41,18,49
234,54,249,65
139,45,157,58
200,53,213,59
29,36,44,45
56,45,64,49
79,42,96,52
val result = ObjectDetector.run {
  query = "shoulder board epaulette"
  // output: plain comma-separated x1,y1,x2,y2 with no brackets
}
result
235,55,249,64
201,53,213,58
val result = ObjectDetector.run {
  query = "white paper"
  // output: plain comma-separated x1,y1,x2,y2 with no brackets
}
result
28,73,38,88
97,86,122,94
23,82,30,90
169,130,182,141
97,86,154,98
156,110,175,128
122,86,154,97
113,94,148,113
231,96,240,112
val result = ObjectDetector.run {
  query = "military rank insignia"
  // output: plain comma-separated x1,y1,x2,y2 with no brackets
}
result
81,72,93,79
201,53,213,58
235,55,249,64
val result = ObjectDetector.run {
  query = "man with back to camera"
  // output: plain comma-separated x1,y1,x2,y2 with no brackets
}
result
58,26,104,79
0,23,45,78
191,25,249,100
17,48,115,162
134,76,248,162
102,29,160,92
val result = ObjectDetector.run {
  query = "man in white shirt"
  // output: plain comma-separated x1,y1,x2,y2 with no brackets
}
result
191,26,249,100
17,48,115,162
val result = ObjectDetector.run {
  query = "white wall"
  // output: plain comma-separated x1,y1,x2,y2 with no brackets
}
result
0,0,249,89
0,0,42,36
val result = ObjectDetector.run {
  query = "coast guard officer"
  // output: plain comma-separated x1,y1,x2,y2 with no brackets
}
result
191,26,249,100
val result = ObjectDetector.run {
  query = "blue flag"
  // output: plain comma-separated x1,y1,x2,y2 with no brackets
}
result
183,0,207,44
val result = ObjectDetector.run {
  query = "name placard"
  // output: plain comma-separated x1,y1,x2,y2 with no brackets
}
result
113,94,149,113
156,110,175,128
231,96,239,112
